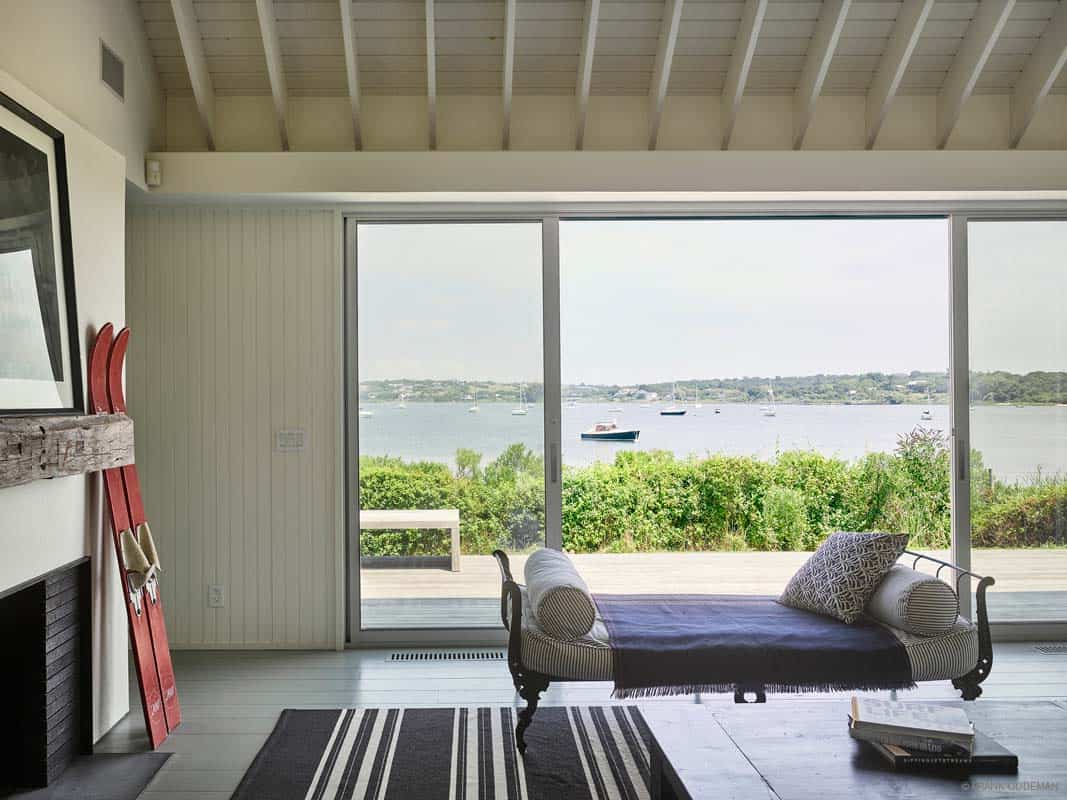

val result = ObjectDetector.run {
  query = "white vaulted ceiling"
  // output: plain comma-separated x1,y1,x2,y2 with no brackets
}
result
138,0,1067,150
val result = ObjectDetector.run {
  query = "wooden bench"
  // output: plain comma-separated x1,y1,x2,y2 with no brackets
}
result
359,509,461,572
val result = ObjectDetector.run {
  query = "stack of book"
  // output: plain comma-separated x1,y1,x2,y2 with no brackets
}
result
848,697,1017,772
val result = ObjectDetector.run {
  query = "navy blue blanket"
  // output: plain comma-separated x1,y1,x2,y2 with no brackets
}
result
593,594,914,698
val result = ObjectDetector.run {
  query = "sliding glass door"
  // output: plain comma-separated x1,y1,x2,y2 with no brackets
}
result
557,218,951,597
966,220,1067,623
346,211,1065,640
350,221,545,631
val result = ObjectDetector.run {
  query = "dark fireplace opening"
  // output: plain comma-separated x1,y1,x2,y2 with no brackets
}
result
0,558,92,791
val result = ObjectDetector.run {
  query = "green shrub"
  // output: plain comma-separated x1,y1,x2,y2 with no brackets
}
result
973,483,1067,547
358,435,1064,557
762,485,807,550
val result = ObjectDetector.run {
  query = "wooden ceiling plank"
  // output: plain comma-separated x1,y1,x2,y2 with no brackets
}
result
866,0,934,148
426,0,438,149
575,0,602,149
254,0,290,150
503,0,517,148
647,0,685,149
340,0,364,149
170,0,217,149
1010,0,1067,146
722,0,769,149
937,0,1016,149
794,0,853,149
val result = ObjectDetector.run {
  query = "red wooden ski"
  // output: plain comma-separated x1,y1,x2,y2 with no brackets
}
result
107,327,182,733
89,324,168,749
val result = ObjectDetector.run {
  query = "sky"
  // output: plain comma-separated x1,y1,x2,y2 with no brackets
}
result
356,219,1064,385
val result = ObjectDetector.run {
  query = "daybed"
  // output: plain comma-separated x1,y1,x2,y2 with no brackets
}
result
493,547,994,754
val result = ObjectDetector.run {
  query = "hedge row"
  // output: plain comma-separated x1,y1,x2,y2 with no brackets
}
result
358,431,1066,556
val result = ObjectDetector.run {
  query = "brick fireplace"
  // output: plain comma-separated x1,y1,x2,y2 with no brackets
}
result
0,558,92,790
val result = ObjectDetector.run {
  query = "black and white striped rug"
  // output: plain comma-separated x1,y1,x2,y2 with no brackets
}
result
232,706,654,799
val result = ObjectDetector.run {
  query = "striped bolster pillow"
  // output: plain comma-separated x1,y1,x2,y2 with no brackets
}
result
524,549,596,640
865,564,960,637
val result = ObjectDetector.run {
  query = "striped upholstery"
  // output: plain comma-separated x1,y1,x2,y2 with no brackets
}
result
520,588,613,680
524,549,597,640
866,565,960,636
883,616,979,681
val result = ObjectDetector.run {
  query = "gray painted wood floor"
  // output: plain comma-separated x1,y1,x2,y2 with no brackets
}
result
94,644,1067,800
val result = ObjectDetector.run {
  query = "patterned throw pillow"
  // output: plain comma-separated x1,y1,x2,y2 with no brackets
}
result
778,531,909,623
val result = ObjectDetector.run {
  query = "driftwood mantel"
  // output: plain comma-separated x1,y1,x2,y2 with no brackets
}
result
0,414,134,490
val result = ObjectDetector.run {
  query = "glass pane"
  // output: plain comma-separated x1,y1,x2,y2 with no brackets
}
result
356,222,544,629
968,220,1067,623
560,219,951,597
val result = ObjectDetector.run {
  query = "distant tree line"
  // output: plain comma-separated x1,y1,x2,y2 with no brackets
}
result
359,370,1066,406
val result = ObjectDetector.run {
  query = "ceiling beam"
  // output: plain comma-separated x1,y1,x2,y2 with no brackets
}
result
794,0,852,150
1010,0,1067,148
575,0,601,150
502,0,516,149
339,0,363,149
425,0,437,150
170,0,216,150
721,0,767,150
648,0,684,150
937,0,1016,150
254,0,289,151
865,0,934,149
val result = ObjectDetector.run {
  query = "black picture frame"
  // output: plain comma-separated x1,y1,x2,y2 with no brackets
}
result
0,89,82,416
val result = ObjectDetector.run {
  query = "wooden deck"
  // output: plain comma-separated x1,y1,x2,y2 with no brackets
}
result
360,548,1067,629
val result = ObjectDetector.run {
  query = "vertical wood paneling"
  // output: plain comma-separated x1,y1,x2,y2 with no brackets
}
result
125,208,341,648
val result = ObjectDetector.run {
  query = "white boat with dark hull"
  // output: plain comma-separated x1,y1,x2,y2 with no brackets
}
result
660,383,687,416
581,421,640,442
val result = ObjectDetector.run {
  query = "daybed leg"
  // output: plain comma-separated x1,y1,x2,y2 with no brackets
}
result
516,674,550,756
953,674,984,701
733,685,766,704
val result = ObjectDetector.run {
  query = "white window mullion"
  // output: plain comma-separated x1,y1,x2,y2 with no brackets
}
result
542,216,563,551
949,213,972,621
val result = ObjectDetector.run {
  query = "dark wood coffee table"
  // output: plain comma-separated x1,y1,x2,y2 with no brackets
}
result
640,700,1067,800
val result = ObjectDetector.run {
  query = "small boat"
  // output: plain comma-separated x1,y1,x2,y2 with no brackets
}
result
693,389,703,410
512,384,529,416
397,392,407,409
581,421,640,441
358,408,374,418
920,409,933,421
608,405,624,413
468,390,480,413
660,383,687,416
761,383,777,417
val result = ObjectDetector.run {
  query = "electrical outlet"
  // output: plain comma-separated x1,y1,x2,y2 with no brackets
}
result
207,584,226,608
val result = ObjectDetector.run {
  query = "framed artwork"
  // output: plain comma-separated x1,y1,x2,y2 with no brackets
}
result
1,90,81,415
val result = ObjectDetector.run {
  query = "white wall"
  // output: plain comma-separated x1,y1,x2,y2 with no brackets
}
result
0,69,129,741
125,207,342,649
0,0,163,188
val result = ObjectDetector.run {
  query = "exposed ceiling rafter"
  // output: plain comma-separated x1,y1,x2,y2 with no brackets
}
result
648,0,684,150
722,0,768,150
426,0,438,150
575,0,601,150
937,0,1016,150
169,0,216,150
866,0,934,149
794,0,852,150
254,0,290,151
502,0,517,149
1010,0,1067,148
339,0,363,150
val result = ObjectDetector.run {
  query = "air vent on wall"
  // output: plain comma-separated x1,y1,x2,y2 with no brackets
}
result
1034,644,1067,655
101,41,124,100
389,651,505,662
